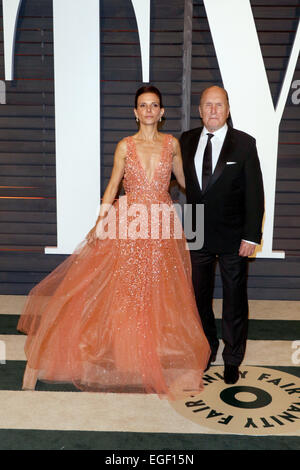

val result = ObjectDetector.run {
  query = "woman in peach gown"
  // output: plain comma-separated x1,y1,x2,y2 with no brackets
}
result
17,86,210,399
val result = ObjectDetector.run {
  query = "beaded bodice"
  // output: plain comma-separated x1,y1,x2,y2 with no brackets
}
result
123,134,173,202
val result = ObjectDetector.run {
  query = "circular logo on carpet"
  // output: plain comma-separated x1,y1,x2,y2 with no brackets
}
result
171,366,300,435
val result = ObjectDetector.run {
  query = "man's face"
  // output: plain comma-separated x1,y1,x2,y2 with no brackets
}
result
199,87,230,132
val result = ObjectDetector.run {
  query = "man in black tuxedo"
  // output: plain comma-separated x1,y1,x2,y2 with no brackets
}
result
179,86,264,384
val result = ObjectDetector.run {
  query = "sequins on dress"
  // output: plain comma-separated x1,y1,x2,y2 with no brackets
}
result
18,134,210,399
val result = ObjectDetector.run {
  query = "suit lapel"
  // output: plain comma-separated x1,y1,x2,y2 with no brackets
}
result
187,128,202,194
202,125,235,194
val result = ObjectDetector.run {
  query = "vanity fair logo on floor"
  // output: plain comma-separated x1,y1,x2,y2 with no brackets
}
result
171,366,300,435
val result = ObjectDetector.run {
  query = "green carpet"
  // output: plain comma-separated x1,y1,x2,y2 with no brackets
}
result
1,298,300,450
0,429,299,450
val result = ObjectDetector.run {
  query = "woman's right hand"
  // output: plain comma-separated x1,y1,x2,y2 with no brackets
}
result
86,217,106,244
86,226,97,245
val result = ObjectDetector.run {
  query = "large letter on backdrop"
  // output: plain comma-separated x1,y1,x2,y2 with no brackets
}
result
203,0,300,259
131,0,150,83
2,0,22,81
2,0,150,255
45,0,101,254
47,0,150,254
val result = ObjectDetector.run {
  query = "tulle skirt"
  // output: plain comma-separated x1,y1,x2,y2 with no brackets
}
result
18,196,210,400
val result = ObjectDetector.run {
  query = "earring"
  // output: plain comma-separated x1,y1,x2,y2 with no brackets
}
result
136,117,139,123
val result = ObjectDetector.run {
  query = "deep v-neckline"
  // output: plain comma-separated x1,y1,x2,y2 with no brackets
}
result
131,134,167,185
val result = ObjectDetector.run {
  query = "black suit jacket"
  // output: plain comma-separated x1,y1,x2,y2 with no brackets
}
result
179,125,264,253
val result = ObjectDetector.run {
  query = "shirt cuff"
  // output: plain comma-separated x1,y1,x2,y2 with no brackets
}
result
242,239,258,245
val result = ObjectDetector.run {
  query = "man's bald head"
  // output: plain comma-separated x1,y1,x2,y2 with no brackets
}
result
199,86,230,132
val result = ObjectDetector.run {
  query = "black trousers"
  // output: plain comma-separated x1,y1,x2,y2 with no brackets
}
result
190,247,249,366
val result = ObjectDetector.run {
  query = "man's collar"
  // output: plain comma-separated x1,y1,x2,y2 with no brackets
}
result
201,123,228,139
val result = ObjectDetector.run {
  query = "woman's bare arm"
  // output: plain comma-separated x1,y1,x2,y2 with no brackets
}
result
87,139,126,242
172,137,186,189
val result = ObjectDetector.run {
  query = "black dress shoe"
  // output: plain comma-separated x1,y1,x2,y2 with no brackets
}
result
204,352,216,372
224,364,239,384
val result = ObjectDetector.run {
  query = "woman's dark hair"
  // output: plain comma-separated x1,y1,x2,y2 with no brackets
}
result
135,85,163,109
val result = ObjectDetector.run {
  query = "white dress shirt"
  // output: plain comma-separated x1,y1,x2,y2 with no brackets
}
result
194,123,228,186
194,123,256,246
